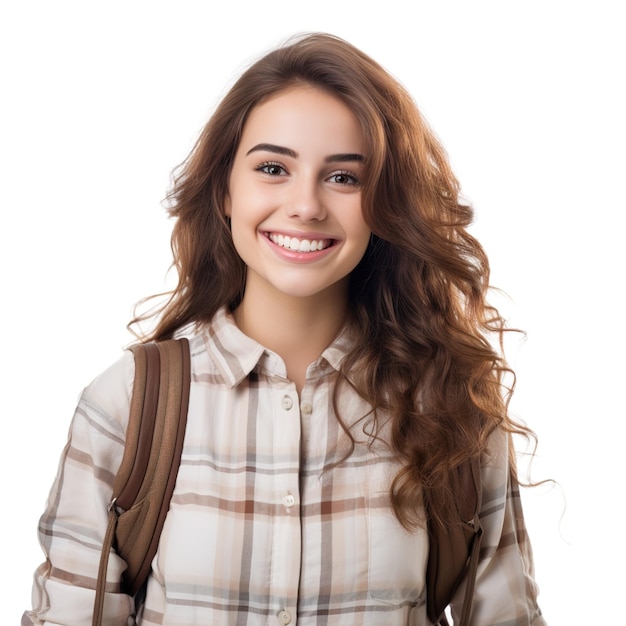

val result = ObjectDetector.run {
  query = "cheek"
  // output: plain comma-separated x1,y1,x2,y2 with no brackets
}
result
354,231,372,265
343,222,372,273
348,209,372,252
227,226,252,269
228,217,248,253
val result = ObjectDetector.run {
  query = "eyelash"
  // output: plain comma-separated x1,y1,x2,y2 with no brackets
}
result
328,170,360,186
256,162,361,186
257,161,286,177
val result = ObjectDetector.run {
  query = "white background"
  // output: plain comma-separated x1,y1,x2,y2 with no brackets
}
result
2,1,624,624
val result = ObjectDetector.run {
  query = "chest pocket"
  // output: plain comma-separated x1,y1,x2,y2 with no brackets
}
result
366,458,428,605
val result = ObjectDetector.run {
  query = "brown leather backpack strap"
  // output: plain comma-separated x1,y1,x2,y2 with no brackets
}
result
92,342,155,626
92,506,121,625
118,338,191,595
426,457,483,625
92,338,191,625
457,510,483,626
114,342,161,511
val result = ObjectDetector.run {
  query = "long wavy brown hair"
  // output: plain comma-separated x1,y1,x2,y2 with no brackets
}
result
131,32,534,530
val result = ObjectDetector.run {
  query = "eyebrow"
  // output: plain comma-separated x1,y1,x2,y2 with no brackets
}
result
246,143,365,163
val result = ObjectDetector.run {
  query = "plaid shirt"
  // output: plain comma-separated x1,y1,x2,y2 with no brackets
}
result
23,307,546,625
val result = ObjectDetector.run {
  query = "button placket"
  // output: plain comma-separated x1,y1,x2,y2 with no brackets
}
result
282,491,295,514
272,386,300,626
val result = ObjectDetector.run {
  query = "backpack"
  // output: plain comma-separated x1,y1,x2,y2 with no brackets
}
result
93,338,483,626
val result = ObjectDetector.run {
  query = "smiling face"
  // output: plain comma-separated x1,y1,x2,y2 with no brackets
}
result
226,85,371,310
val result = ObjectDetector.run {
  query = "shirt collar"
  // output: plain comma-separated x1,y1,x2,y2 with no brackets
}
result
318,323,354,372
200,306,355,388
200,307,265,388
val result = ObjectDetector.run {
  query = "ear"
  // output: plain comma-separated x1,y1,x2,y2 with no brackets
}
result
224,196,232,217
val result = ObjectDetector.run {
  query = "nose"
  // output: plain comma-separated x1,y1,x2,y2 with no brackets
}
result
285,176,327,222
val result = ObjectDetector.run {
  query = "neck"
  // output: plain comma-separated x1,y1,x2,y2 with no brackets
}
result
233,282,348,392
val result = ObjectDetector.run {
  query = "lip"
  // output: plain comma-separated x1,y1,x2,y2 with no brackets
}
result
261,230,339,263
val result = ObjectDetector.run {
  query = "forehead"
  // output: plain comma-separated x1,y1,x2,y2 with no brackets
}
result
239,86,364,153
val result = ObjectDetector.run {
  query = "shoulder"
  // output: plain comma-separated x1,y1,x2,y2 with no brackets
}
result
479,427,511,500
77,327,229,434
484,426,509,468
80,349,135,433
80,329,214,420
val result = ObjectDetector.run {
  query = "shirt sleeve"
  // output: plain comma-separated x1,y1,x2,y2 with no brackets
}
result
449,428,547,626
22,352,136,626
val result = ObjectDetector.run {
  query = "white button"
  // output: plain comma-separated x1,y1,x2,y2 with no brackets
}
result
283,493,295,508
278,609,291,625
282,395,293,410
300,402,313,415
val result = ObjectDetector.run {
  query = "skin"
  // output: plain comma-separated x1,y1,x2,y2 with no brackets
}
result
226,85,371,393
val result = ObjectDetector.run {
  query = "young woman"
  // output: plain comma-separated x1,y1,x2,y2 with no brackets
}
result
23,33,546,625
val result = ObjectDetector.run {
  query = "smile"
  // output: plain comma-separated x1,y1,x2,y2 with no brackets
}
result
267,233,334,253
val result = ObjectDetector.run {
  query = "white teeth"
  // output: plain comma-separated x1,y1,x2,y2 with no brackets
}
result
269,233,331,252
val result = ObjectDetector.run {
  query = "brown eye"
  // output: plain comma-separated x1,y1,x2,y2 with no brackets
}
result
258,162,286,176
328,171,360,186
